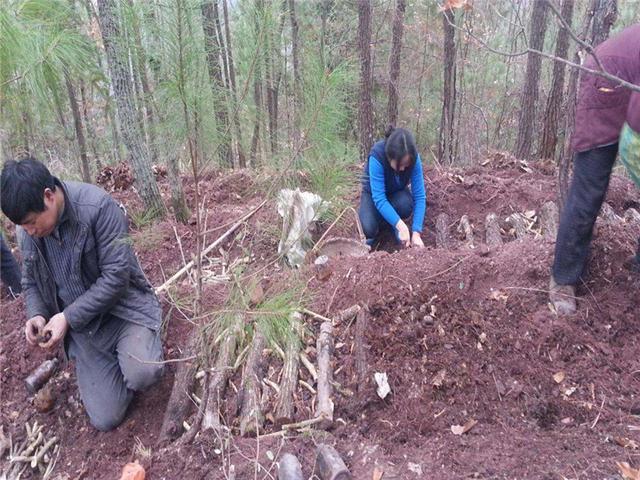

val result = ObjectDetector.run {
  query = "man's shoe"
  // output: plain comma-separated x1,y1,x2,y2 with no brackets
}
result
549,277,577,315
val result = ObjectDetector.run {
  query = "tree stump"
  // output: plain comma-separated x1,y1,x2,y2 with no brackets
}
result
435,213,451,248
239,330,267,436
506,213,528,240
278,453,303,480
457,215,474,248
540,201,559,240
315,322,334,428
315,444,351,480
485,213,503,248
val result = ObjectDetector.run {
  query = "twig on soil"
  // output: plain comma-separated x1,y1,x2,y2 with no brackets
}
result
422,255,471,282
591,396,606,429
302,308,332,323
315,322,335,428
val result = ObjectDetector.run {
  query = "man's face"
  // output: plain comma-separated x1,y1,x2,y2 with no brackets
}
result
19,189,59,238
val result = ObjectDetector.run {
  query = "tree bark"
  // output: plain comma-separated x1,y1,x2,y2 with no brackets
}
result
514,0,549,161
386,0,405,127
589,0,617,46
438,8,457,164
65,75,92,183
250,0,265,166
289,0,301,116
97,0,165,216
222,0,246,167
357,0,374,161
539,0,574,162
201,1,232,167
79,81,102,170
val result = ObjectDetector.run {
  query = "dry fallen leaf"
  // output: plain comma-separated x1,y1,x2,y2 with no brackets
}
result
489,289,508,302
451,418,477,435
614,437,640,450
553,371,565,384
617,461,640,480
432,369,447,387
372,467,385,480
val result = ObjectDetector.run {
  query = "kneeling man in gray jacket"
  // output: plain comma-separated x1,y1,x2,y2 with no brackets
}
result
1,157,164,431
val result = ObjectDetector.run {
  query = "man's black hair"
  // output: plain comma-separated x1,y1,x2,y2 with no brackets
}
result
384,125,418,168
1,157,56,224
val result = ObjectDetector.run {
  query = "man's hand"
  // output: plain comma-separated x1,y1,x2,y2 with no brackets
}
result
40,312,69,350
395,220,411,248
411,231,425,248
25,316,47,345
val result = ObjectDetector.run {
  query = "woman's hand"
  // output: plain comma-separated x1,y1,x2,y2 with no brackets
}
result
395,220,411,247
411,231,424,248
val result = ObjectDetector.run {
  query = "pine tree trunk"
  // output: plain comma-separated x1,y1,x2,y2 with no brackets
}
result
438,8,457,164
289,0,301,124
65,76,92,183
222,0,246,168
250,0,264,166
514,0,549,161
357,0,374,160
79,81,102,170
387,0,405,127
201,1,232,167
589,0,617,45
97,0,165,216
539,0,574,162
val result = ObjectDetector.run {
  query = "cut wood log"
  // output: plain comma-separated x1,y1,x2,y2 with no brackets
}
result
435,213,451,248
274,313,303,425
315,322,334,428
159,333,199,442
540,201,559,240
624,207,640,224
334,305,361,324
155,200,266,294
315,444,351,480
506,213,527,240
239,330,267,436
457,215,474,248
599,202,622,223
484,212,503,248
354,307,368,394
278,453,303,480
202,315,243,431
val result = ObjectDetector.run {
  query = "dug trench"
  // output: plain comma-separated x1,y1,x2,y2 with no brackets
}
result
2,158,640,479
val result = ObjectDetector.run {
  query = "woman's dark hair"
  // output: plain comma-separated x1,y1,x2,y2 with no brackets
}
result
384,125,418,168
1,157,56,224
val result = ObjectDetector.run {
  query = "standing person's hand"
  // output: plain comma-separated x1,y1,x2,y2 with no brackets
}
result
40,312,69,350
25,316,47,345
411,231,425,248
395,220,411,248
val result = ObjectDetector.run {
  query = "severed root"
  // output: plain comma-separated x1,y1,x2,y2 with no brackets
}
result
354,307,369,394
506,213,528,240
159,332,199,442
540,201,559,240
315,444,352,480
315,322,334,428
202,315,243,431
274,313,303,425
278,453,304,480
485,213,503,248
435,213,451,248
457,215,474,248
239,330,267,436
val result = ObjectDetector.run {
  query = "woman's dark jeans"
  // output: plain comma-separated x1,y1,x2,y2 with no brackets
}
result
358,189,413,244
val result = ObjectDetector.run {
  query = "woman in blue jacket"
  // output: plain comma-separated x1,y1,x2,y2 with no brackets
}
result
359,126,426,248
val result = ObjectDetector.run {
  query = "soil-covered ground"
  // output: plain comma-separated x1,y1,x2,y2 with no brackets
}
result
2,158,640,479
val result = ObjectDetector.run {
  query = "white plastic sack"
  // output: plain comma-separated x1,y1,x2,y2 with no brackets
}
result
277,188,328,268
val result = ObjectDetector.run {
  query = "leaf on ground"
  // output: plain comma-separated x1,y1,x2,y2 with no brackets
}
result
432,369,447,387
451,418,477,435
372,467,385,480
617,461,640,480
553,371,565,384
489,289,508,302
614,437,640,450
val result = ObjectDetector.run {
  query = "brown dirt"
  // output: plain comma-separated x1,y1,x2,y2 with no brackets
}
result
2,161,640,479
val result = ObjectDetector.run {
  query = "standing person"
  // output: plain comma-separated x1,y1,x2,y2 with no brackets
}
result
550,23,640,315
1,233,22,296
0,157,164,431
359,126,427,248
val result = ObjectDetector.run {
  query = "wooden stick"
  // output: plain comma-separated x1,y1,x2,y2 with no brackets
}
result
457,215,474,248
274,313,303,425
540,201,559,240
239,330,267,436
155,200,267,294
435,213,451,248
299,352,318,381
485,212,503,248
315,322,334,428
507,213,527,240
354,308,368,394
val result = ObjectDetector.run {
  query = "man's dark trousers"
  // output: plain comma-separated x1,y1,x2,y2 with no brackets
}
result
552,144,624,285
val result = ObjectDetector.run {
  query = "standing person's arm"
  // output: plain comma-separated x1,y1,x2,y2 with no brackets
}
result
410,156,426,247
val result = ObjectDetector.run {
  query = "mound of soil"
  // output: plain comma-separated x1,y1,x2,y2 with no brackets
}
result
2,161,640,479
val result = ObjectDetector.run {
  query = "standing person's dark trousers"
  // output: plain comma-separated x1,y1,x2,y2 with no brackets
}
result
552,144,618,285
359,188,414,243
1,234,22,295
